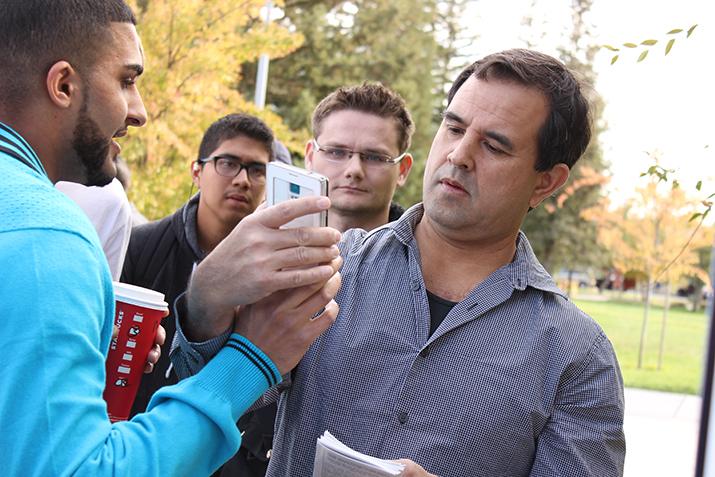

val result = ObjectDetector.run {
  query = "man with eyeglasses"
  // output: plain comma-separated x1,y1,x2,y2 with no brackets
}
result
304,83,414,233
121,113,278,476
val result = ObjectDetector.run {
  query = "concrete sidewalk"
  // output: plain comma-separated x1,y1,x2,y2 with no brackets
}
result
624,387,702,476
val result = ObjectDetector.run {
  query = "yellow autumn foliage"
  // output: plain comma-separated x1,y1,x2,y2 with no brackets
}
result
121,0,303,219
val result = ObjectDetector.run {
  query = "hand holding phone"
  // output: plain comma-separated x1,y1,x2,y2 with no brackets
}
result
266,162,329,228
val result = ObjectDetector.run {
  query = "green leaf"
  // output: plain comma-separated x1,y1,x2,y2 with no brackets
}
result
637,50,649,62
696,180,702,191
672,180,680,189
687,24,698,38
610,54,619,65
623,42,638,48
603,44,620,52
689,212,702,222
641,39,658,46
640,172,647,177
667,28,683,34
665,38,675,55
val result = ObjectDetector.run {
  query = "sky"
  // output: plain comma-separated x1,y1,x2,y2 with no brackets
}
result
461,0,714,209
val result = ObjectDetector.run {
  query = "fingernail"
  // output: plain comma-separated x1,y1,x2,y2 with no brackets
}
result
331,245,340,256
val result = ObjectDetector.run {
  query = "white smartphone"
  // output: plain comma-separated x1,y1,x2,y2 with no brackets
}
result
266,162,329,228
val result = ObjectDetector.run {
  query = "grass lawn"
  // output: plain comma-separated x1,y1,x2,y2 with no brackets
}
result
573,296,709,395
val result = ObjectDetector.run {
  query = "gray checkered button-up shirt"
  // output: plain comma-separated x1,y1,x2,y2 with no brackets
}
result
173,204,625,477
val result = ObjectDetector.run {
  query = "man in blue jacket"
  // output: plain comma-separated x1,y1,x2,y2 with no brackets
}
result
0,1,341,475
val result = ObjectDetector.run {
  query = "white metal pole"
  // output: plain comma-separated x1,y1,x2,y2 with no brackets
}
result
254,0,273,109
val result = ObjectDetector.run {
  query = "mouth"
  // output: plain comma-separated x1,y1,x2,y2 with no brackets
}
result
440,177,468,194
225,193,249,204
111,130,128,154
334,185,369,193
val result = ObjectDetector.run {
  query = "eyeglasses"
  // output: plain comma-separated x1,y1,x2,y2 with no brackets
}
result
312,138,406,166
198,155,266,182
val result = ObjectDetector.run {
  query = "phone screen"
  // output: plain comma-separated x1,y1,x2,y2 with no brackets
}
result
273,178,315,202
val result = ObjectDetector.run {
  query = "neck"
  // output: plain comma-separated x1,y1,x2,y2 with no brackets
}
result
1,114,58,181
415,216,518,302
328,207,390,233
196,206,234,254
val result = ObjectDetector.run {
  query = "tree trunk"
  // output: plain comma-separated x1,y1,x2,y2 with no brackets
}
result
657,281,670,370
637,279,653,369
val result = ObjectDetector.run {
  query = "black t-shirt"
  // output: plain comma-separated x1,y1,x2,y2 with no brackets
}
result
426,290,458,336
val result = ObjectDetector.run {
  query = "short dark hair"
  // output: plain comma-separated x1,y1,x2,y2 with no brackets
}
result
197,114,275,161
0,0,136,110
312,83,415,154
447,48,591,171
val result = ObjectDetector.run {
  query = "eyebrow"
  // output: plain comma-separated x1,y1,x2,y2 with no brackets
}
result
323,141,392,156
442,110,514,152
214,154,266,165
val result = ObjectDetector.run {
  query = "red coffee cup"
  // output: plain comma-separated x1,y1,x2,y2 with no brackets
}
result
103,282,168,422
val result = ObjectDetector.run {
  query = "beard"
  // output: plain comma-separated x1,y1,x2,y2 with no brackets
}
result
71,102,113,187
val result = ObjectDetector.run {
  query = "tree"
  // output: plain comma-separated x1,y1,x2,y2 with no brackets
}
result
122,0,302,219
584,175,711,369
520,0,610,276
238,0,470,207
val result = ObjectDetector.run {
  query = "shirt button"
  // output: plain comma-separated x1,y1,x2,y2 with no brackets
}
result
419,347,430,358
397,411,409,424
412,280,421,291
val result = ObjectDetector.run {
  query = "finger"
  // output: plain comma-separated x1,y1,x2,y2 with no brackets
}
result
254,200,267,212
112,325,119,340
276,270,342,313
305,299,339,336
256,195,331,229
155,324,167,346
146,343,161,365
268,244,341,270
270,263,341,293
143,361,155,374
278,225,341,249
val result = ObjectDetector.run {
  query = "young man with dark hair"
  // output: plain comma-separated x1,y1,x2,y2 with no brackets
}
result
176,49,625,477
123,112,274,413
305,82,414,232
0,1,342,475
121,113,277,476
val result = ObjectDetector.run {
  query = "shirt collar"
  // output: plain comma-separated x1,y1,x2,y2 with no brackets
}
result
387,203,566,298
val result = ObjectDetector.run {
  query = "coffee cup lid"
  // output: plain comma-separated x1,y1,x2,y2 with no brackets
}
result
113,282,168,311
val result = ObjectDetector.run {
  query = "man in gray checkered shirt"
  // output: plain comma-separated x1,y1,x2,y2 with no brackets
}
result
173,48,625,477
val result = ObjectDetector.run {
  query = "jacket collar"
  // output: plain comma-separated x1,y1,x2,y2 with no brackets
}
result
0,121,47,179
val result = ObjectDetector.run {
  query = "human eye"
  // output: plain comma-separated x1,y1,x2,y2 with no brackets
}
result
483,140,506,155
443,121,464,136
121,76,137,89
362,152,388,163
216,157,238,170
249,163,266,176
325,147,349,160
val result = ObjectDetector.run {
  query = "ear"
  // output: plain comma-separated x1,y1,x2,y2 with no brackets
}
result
395,153,413,187
191,161,202,188
46,61,81,109
529,163,570,208
304,139,315,170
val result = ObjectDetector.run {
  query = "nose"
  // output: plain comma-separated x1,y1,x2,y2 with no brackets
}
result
343,151,366,179
447,134,476,171
232,166,250,186
126,88,147,128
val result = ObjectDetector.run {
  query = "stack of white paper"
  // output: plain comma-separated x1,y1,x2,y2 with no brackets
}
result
312,430,405,477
